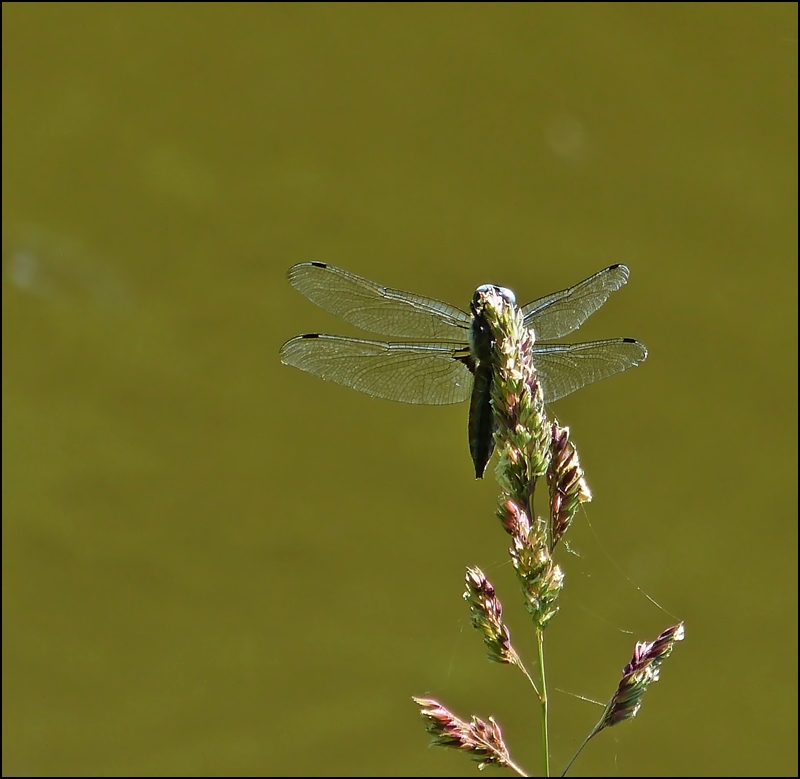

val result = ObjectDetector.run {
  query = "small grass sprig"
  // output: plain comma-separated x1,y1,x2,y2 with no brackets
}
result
463,565,522,669
561,622,686,776
412,696,526,775
463,566,540,695
547,422,592,550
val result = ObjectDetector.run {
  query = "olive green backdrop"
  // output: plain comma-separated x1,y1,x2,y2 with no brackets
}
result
3,3,796,776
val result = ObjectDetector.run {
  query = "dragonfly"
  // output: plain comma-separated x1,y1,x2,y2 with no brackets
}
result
279,262,647,478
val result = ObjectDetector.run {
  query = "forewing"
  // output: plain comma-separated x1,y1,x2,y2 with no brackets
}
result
522,264,630,341
280,334,473,405
530,338,647,403
287,262,471,339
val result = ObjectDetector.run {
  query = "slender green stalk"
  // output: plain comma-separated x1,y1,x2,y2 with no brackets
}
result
537,630,550,777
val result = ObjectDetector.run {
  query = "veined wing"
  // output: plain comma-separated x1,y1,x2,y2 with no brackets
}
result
279,334,473,405
522,264,631,341
530,338,647,403
287,262,471,339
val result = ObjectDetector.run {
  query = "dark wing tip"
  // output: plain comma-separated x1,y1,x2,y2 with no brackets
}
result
286,260,328,282
623,338,649,363
279,333,321,358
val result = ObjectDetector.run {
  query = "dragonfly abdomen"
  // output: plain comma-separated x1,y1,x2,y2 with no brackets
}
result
469,362,496,479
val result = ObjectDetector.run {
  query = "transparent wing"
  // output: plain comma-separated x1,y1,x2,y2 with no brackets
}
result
530,338,648,403
280,334,474,405
287,262,471,339
522,264,631,341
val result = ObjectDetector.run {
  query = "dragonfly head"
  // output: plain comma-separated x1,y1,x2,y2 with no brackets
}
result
471,284,516,315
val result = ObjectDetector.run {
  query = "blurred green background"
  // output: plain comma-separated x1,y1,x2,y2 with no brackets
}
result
2,3,796,776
